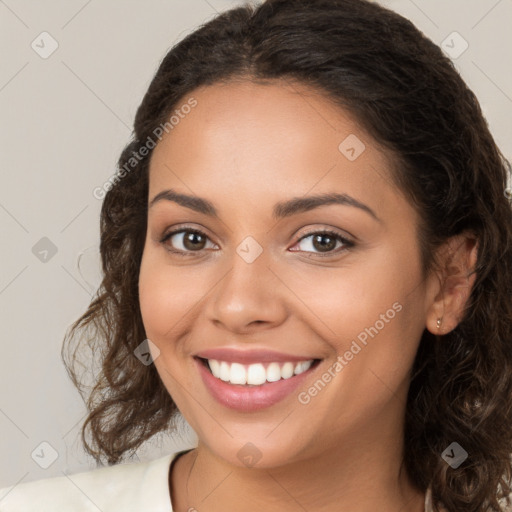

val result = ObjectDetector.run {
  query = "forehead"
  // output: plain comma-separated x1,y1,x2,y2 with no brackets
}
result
147,80,408,223
150,79,373,172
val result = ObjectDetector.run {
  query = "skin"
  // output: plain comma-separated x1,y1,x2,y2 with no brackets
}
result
138,79,477,512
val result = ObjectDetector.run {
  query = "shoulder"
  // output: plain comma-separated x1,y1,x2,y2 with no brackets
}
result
0,452,178,512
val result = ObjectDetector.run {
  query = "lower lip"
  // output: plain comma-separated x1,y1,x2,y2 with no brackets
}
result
196,358,318,412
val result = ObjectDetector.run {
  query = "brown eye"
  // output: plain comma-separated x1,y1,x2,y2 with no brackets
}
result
182,231,207,250
311,233,337,252
292,230,354,255
161,228,217,254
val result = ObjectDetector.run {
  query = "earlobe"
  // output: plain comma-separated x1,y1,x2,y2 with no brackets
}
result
425,233,479,335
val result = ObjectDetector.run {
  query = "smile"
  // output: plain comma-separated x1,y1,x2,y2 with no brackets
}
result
194,350,322,412
206,359,314,386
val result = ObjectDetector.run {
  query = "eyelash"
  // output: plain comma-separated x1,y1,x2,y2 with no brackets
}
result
159,227,354,258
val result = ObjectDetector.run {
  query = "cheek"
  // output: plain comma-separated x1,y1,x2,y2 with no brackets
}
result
289,252,419,338
288,246,424,381
289,257,424,434
138,249,208,340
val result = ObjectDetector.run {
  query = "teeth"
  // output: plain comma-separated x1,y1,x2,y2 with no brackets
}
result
219,361,230,382
230,363,247,385
281,362,294,379
266,362,281,382
206,359,314,386
209,359,221,378
294,361,311,375
247,363,267,385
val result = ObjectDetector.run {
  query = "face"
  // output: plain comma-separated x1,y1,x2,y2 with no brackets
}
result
139,80,434,469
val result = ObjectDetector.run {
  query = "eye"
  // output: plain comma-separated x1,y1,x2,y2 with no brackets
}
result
159,227,353,257
160,228,217,255
290,230,354,255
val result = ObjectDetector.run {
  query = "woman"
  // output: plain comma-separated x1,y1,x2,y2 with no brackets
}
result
1,0,511,510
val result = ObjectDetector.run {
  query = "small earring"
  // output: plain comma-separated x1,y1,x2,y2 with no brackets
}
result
436,318,442,329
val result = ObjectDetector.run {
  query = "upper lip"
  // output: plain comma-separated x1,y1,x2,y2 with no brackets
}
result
195,348,319,364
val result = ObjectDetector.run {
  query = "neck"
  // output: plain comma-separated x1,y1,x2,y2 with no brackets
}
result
170,429,425,512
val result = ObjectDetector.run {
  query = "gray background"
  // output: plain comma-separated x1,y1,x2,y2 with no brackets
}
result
1,0,511,488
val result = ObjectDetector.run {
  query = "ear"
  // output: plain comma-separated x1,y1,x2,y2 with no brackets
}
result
425,232,479,335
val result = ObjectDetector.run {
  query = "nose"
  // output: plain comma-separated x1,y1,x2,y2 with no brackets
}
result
205,249,288,335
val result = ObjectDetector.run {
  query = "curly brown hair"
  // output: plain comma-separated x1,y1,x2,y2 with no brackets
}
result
62,0,512,510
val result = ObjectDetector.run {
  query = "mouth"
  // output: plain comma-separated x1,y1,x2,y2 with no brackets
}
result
194,355,322,412
197,357,320,385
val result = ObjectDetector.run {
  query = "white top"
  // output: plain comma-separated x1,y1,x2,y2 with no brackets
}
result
0,450,453,511
0,451,184,512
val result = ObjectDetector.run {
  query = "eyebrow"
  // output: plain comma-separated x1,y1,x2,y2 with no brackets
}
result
149,189,380,223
